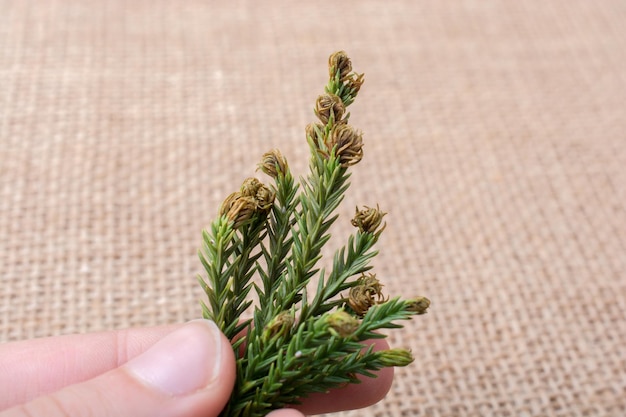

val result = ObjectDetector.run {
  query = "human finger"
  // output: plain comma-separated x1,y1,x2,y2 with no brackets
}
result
0,324,182,409
294,338,394,415
0,320,235,417
266,409,305,417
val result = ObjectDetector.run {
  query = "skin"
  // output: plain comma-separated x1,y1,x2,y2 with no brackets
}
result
0,322,393,417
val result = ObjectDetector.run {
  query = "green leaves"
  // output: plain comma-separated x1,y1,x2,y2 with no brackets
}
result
197,51,430,417
198,215,266,341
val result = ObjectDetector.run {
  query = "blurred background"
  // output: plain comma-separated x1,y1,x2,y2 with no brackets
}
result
1,1,624,416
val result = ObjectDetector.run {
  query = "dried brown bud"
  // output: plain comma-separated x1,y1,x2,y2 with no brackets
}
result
305,122,325,142
327,310,360,338
240,177,263,198
219,178,275,228
224,195,257,229
347,273,387,316
359,273,384,295
219,191,242,217
406,296,430,314
255,183,276,214
351,204,387,233
315,93,345,125
263,310,295,341
328,124,364,167
328,50,352,82
257,149,289,179
347,72,365,96
347,285,373,316
306,122,327,157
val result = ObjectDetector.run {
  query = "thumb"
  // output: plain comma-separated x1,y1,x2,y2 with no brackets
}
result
2,320,236,417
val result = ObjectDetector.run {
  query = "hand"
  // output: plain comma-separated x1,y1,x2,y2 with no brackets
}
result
0,320,393,417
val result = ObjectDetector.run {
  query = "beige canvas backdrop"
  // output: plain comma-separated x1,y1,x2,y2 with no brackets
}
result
1,1,625,416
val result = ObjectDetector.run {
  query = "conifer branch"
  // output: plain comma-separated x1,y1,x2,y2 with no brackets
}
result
197,51,430,417
256,154,299,309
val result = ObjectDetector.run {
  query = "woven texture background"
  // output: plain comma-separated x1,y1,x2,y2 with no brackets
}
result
1,1,625,416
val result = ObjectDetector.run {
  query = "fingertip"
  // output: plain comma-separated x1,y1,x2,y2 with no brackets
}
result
125,319,235,397
295,338,395,415
266,409,306,417
3,320,237,417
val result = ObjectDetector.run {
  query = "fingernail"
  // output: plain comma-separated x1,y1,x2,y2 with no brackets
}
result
125,319,223,396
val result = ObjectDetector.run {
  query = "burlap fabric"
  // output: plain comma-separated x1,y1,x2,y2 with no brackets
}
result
1,1,625,416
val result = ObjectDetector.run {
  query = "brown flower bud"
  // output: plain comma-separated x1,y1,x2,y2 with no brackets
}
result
328,50,352,82
219,178,274,228
327,310,360,338
328,124,363,167
255,184,276,214
351,204,387,233
406,296,430,314
257,149,289,179
306,122,327,157
219,191,242,217
240,177,263,198
224,195,257,229
347,285,373,316
305,122,325,142
347,72,365,96
315,93,345,125
347,273,387,316
359,273,384,296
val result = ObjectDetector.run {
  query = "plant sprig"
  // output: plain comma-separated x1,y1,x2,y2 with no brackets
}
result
198,51,430,417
